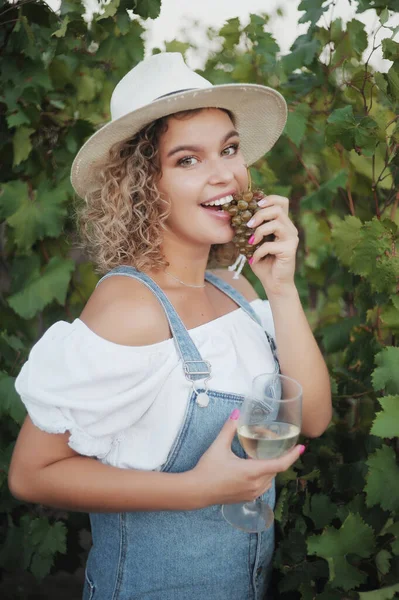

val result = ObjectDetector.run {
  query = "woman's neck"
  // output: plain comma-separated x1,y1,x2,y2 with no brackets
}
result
149,239,211,289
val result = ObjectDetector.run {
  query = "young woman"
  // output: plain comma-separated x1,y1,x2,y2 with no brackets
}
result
9,53,332,600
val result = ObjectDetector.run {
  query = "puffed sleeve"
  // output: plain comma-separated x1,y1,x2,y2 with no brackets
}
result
15,319,178,459
252,299,276,340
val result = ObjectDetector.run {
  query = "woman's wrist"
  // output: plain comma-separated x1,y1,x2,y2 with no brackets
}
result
183,469,213,510
261,281,299,305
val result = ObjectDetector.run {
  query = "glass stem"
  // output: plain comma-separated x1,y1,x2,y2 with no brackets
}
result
243,497,263,512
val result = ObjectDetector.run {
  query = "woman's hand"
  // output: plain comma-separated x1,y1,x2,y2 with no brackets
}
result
190,411,304,507
246,194,299,297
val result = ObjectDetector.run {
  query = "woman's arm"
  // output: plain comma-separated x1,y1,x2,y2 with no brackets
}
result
266,285,332,437
214,270,331,438
9,415,304,512
8,417,202,512
241,194,332,437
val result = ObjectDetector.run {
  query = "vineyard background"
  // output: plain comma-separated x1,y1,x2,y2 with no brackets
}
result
0,0,399,598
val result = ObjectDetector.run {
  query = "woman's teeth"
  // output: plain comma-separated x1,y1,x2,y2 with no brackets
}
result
201,194,233,207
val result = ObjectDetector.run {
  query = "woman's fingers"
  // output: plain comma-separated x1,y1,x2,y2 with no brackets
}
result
250,219,291,244
249,444,305,478
248,204,285,228
248,206,298,240
251,240,299,266
257,195,290,215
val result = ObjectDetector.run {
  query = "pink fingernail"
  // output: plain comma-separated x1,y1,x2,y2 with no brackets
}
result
230,409,240,420
248,235,255,245
248,257,254,265
299,445,306,455
247,218,255,228
257,199,268,207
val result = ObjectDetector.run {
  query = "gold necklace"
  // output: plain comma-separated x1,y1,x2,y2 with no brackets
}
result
164,270,206,289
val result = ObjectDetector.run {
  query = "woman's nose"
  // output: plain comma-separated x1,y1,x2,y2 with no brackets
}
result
207,159,235,185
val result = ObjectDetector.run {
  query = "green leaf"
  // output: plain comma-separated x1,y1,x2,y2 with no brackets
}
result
372,347,399,394
30,553,55,581
333,19,368,63
285,104,311,147
76,72,98,103
379,7,390,25
301,170,348,211
59,0,85,17
51,16,70,37
382,39,399,62
96,0,120,21
387,63,399,101
220,17,241,50
375,72,389,96
326,107,356,149
254,31,279,62
326,106,378,153
116,11,131,34
164,40,191,56
375,549,391,575
6,110,31,128
8,257,75,319
274,487,288,524
282,35,320,73
365,445,399,512
319,316,362,353
307,513,375,590
29,518,67,556
298,0,328,25
331,215,363,267
358,583,399,600
12,127,34,166
302,493,337,529
300,211,331,268
380,295,399,331
0,372,26,424
349,219,399,294
20,516,67,580
0,181,69,251
69,262,99,306
371,395,399,438
133,0,161,19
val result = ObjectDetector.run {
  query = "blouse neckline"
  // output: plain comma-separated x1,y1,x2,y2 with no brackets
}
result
74,299,264,352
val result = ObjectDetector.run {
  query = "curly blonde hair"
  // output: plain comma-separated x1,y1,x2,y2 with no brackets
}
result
77,108,240,274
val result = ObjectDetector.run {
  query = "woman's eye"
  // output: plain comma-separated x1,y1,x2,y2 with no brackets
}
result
222,143,239,156
178,156,198,167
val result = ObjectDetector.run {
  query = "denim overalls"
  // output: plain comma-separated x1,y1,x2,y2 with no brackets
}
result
83,266,280,600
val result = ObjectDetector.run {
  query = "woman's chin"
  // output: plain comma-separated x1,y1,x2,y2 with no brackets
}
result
209,231,235,246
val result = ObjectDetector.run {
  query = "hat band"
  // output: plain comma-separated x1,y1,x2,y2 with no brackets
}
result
155,88,197,100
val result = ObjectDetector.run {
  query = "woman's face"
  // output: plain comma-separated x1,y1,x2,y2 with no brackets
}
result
157,108,248,248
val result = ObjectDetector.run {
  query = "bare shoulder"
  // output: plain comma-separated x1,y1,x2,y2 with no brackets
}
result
80,275,170,346
209,269,259,302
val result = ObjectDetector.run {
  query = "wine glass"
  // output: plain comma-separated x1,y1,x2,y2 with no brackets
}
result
222,373,302,532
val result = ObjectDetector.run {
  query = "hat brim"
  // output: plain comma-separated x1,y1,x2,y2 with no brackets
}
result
71,84,287,199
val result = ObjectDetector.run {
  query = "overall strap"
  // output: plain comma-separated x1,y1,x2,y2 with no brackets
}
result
96,266,211,383
205,271,280,372
204,271,261,326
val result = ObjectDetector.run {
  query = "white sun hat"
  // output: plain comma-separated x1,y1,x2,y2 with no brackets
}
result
71,52,287,199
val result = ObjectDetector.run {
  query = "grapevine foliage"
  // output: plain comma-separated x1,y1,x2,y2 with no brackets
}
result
0,0,398,598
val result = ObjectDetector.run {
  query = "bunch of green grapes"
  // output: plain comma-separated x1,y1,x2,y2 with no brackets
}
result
223,190,269,258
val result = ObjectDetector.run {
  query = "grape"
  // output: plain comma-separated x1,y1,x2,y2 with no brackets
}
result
223,190,273,258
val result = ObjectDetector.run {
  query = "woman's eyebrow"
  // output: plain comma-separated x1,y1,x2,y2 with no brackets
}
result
166,129,240,158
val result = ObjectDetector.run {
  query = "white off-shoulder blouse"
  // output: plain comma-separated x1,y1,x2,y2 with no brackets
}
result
15,299,276,471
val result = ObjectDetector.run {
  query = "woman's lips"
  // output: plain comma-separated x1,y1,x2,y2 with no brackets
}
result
200,205,232,221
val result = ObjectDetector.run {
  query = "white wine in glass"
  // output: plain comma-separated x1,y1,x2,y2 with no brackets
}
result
238,422,301,460
222,373,302,532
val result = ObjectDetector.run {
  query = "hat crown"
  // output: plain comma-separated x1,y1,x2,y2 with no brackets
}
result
110,53,212,121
